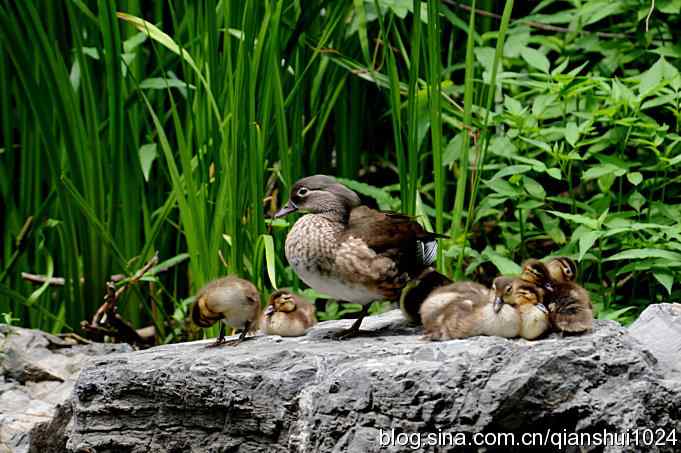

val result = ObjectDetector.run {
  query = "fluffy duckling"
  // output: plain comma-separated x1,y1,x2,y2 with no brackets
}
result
420,277,520,340
502,279,551,340
191,276,261,346
546,256,577,283
260,289,317,337
521,259,593,334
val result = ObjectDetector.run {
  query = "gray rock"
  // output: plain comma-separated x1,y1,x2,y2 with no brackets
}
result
68,307,681,453
0,325,131,453
629,303,681,375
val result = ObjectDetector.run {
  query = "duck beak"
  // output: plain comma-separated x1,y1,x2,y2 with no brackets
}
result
493,296,504,313
274,200,297,218
543,281,554,292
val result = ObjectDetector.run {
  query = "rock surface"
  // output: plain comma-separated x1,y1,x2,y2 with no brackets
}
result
67,304,681,453
0,325,131,453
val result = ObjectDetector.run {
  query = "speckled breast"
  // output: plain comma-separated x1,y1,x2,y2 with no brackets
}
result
284,214,378,303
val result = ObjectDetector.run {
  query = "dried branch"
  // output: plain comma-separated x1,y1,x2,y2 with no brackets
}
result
21,273,66,286
81,252,160,346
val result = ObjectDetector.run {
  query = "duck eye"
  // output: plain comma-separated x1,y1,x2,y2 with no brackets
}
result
297,187,309,197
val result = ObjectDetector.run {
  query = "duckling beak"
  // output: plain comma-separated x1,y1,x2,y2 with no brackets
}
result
264,305,275,318
537,303,549,314
543,281,554,292
274,200,297,218
493,296,504,313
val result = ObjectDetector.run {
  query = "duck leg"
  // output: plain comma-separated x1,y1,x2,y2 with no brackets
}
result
334,304,371,340
221,322,253,347
206,323,227,347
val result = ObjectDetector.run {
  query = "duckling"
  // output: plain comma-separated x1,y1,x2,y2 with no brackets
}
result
191,276,261,346
546,256,577,283
400,266,453,324
260,289,317,337
420,277,520,340
502,279,551,340
520,259,593,334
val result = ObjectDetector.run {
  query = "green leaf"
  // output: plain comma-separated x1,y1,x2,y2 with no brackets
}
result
522,176,546,199
483,248,522,275
627,172,643,186
657,0,681,14
147,253,190,276
139,77,195,91
520,46,550,73
547,210,599,229
139,143,157,182
336,178,399,211
564,122,579,147
578,230,604,261
504,95,525,116
443,132,464,166
582,163,627,181
628,191,646,212
547,168,562,180
262,234,277,290
117,13,200,75
604,248,681,262
485,178,519,197
653,271,674,296
639,57,665,96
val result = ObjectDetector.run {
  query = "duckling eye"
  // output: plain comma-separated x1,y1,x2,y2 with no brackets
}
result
564,266,573,277
505,286,512,294
297,187,309,197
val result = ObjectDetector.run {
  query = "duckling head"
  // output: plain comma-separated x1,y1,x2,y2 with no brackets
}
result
506,280,546,309
520,259,554,292
274,175,361,218
546,256,577,282
491,276,515,313
266,290,298,316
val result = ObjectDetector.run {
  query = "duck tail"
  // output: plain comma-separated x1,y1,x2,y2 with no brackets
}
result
400,267,452,324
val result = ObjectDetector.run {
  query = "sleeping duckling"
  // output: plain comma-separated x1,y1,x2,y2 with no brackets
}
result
261,289,317,337
420,277,520,340
502,278,551,340
191,276,261,346
521,259,593,334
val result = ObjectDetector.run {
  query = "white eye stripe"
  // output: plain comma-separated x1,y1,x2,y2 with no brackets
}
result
297,187,309,196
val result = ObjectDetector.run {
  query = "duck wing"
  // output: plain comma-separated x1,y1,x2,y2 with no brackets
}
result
334,206,446,299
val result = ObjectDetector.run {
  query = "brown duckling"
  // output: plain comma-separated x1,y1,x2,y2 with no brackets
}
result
546,256,577,283
274,175,445,339
191,276,261,346
502,278,551,340
521,259,593,334
260,289,317,337
420,277,520,340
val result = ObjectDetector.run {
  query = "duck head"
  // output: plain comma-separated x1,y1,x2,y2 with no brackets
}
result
520,259,554,293
491,276,514,313
274,175,361,218
546,256,577,282
505,280,546,311
265,289,301,318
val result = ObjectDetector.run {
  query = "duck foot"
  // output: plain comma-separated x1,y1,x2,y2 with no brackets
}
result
333,304,370,340
205,322,251,347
